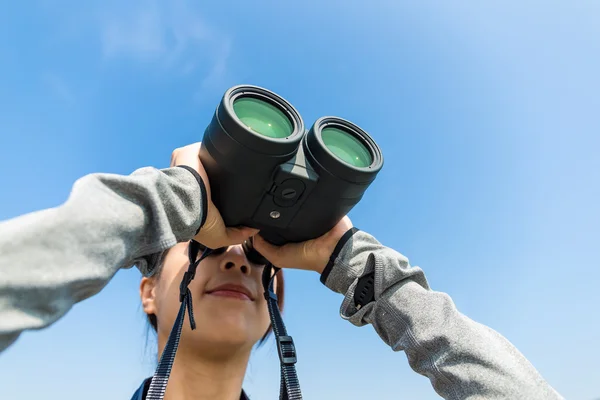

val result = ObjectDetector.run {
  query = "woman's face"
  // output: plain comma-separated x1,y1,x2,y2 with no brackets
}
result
140,242,272,357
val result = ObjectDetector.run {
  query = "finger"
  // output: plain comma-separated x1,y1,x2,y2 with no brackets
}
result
253,235,304,268
223,226,260,246
252,235,283,263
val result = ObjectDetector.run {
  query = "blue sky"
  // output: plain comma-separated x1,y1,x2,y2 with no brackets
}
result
0,1,599,399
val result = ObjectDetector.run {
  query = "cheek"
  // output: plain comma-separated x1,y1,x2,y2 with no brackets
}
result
256,299,272,331
153,277,187,336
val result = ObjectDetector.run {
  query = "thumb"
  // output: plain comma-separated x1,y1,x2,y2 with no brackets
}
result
252,235,281,260
253,234,302,269
224,226,260,246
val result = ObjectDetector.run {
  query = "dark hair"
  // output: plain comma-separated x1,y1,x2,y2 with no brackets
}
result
147,258,285,346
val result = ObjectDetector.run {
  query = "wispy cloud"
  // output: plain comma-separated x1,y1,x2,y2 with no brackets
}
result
200,39,232,89
101,6,168,60
192,38,233,103
96,0,234,97
99,0,220,70
38,0,235,102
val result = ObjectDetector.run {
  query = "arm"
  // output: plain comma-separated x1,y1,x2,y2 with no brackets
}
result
0,166,205,352
320,229,563,400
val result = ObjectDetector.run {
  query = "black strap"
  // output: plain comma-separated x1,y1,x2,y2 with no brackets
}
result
354,270,375,310
262,263,303,400
145,241,208,400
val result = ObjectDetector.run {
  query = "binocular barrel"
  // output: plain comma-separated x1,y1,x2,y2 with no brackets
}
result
199,85,383,246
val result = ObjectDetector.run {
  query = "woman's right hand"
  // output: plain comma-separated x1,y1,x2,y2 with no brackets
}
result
170,143,259,249
253,216,353,274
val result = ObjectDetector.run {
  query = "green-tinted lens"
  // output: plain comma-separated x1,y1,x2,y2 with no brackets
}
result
321,127,372,168
233,97,293,138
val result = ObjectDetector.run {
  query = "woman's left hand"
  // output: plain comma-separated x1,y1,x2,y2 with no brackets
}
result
252,216,353,274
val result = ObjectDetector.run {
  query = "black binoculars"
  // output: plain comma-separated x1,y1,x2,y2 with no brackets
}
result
199,85,384,246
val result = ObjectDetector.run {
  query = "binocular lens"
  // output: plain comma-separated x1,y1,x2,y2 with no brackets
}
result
321,127,373,168
232,97,294,139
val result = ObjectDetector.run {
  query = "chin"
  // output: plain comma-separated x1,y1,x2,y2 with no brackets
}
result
188,316,260,349
182,328,258,358
177,305,267,352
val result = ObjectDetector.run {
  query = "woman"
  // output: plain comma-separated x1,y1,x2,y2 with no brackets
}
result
0,143,562,399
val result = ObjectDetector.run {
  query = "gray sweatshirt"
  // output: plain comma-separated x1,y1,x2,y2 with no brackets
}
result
0,166,562,399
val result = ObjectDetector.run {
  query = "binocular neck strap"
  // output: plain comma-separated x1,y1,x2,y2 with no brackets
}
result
262,263,303,400
145,243,208,400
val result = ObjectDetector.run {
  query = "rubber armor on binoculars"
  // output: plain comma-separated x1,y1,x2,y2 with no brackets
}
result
199,85,384,246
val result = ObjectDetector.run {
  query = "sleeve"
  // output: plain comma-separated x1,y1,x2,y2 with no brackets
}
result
320,229,564,400
0,166,207,352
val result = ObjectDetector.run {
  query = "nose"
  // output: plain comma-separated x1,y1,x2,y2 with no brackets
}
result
218,245,251,275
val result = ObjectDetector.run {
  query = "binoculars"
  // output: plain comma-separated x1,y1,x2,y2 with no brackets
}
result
199,85,384,246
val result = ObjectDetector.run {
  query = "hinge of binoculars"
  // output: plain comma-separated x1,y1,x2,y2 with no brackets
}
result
251,163,318,230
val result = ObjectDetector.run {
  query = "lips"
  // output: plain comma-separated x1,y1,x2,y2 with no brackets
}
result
206,283,254,301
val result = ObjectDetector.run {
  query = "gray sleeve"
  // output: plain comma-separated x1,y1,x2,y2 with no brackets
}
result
0,166,205,352
321,229,563,400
